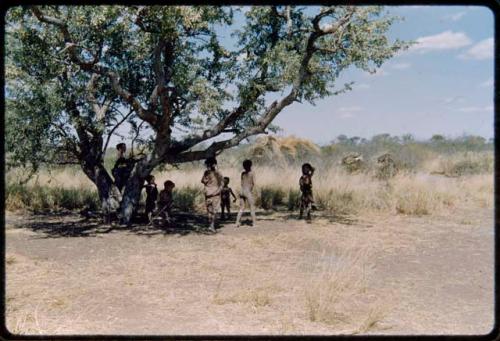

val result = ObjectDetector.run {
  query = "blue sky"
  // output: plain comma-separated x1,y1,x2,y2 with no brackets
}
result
270,6,495,143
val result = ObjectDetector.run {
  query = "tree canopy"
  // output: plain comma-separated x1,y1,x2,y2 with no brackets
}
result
5,5,410,221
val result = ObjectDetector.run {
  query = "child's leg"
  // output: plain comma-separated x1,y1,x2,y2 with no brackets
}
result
247,193,256,226
206,198,215,230
208,210,215,230
220,202,225,220
299,195,304,219
305,200,312,220
235,197,246,227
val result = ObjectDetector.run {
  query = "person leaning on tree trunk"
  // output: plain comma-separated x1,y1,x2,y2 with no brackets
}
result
111,143,138,193
143,174,158,223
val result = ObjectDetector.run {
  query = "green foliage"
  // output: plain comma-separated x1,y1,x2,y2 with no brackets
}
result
172,186,202,212
287,189,301,211
258,187,286,210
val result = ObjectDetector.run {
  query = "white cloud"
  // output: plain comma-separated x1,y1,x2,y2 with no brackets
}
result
458,105,493,112
479,78,494,87
411,31,472,52
340,112,354,119
391,62,411,70
458,38,494,60
401,5,428,10
442,12,466,22
338,106,363,112
443,96,465,104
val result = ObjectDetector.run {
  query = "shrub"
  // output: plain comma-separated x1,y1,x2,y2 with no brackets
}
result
287,189,301,211
173,186,202,212
258,187,286,210
316,189,359,215
435,152,493,177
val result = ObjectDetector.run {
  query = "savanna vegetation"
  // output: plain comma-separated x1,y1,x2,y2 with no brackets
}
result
6,133,493,218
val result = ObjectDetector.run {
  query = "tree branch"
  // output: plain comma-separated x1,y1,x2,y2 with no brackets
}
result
31,6,97,71
102,107,134,157
31,6,159,129
169,8,356,164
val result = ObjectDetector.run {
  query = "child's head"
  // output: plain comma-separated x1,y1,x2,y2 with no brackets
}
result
205,156,217,169
164,180,175,191
302,163,314,175
116,143,126,154
146,174,155,184
223,177,230,186
242,159,252,172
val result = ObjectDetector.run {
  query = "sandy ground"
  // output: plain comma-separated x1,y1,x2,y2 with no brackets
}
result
5,206,494,336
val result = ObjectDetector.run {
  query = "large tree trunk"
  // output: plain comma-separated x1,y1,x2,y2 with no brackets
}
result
95,165,121,220
118,158,155,224
119,172,143,224
82,163,120,222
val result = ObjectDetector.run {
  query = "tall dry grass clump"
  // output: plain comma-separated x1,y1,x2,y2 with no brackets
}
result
6,183,99,212
425,151,493,177
304,246,388,332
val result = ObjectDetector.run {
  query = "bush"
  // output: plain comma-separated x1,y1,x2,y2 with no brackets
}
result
436,152,493,177
316,189,359,215
287,189,301,211
173,186,202,212
258,187,286,210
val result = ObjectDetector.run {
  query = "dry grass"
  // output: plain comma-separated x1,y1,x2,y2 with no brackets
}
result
6,255,17,265
213,286,274,308
5,152,493,216
302,244,392,334
425,151,493,177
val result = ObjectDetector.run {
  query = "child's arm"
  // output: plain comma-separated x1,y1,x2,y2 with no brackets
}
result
214,172,224,196
230,188,237,201
201,170,208,185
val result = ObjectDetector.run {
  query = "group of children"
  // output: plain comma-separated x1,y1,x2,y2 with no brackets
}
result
112,143,316,231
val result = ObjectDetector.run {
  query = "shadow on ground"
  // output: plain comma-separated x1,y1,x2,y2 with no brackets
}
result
8,210,284,239
7,208,359,239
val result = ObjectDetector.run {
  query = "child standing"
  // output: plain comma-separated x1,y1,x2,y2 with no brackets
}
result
235,159,256,227
144,175,158,223
158,180,175,223
201,157,224,232
299,163,315,220
220,177,237,220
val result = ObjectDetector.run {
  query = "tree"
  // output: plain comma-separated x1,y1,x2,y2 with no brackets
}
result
6,5,410,223
430,134,445,143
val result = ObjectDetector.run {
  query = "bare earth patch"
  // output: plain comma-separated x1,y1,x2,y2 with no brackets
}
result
5,207,493,335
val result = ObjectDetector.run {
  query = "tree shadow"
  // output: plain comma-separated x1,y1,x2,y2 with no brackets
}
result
12,208,361,239
17,210,239,239
22,213,115,239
